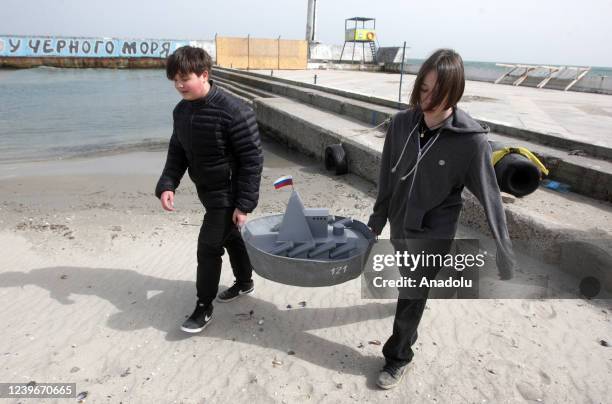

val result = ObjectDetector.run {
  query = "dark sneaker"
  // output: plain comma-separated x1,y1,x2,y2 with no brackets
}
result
180,302,213,333
216,281,254,303
376,362,408,390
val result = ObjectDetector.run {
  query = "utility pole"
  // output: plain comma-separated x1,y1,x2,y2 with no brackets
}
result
305,0,318,42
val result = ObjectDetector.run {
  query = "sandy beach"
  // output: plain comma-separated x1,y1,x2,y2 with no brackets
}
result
1,140,611,403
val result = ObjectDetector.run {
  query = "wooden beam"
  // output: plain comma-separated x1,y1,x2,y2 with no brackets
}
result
495,65,519,84
537,66,563,88
565,68,591,91
513,67,537,86
495,63,592,90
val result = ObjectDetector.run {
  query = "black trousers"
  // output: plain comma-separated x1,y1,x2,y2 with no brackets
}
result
383,238,452,367
196,208,253,306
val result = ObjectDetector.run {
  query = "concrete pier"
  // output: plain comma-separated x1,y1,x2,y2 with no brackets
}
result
213,67,612,202
247,69,612,152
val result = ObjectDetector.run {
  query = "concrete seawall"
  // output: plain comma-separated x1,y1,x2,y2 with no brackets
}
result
0,57,166,69
385,63,612,96
0,35,215,69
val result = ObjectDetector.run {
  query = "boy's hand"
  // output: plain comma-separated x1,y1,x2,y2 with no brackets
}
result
160,190,175,211
233,208,247,228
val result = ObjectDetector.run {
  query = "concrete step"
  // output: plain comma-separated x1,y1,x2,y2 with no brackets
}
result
214,82,253,106
214,67,396,127
254,97,385,183
215,67,612,202
214,76,277,100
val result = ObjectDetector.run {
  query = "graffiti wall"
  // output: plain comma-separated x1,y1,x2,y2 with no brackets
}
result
0,35,190,58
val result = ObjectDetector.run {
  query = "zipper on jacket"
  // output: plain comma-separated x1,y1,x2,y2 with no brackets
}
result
189,111,195,160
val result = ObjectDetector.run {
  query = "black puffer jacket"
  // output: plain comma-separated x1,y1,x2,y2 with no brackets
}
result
155,81,263,213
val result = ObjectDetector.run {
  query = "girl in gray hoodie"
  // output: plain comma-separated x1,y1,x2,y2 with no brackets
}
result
367,49,515,389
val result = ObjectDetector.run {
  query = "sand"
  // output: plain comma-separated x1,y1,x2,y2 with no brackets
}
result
0,141,611,403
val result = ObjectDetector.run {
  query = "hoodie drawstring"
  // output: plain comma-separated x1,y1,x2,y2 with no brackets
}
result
391,112,452,181
390,119,420,174
400,132,442,181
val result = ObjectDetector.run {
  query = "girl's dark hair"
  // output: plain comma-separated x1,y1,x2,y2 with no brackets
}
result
409,49,465,111
166,46,212,80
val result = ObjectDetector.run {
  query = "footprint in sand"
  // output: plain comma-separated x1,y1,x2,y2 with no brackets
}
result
516,380,544,402
520,301,557,319
538,370,552,385
534,304,557,319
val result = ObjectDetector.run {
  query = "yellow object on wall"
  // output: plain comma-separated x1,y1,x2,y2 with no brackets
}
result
492,147,549,176
344,29,376,42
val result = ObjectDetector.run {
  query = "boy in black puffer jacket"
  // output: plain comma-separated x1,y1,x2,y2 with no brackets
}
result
155,46,263,333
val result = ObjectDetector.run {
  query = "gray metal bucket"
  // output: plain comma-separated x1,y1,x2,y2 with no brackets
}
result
241,214,375,287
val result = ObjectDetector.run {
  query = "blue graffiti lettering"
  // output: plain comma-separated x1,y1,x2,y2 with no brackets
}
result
9,38,20,53
57,40,66,52
122,41,137,55
69,40,79,53
94,40,104,53
43,39,54,54
161,42,171,57
3,36,185,58
28,39,41,53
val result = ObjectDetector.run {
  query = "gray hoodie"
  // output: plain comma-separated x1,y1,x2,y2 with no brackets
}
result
367,107,515,278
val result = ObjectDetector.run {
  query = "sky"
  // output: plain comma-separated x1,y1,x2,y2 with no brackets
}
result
2,0,611,67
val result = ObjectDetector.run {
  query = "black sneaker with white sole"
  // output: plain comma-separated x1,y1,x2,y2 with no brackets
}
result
216,281,254,302
180,302,213,333
376,362,408,390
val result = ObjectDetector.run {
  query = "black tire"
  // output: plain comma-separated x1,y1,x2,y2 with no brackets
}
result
325,144,348,175
494,153,541,197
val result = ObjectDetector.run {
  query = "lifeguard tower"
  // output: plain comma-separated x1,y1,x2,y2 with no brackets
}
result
339,17,378,64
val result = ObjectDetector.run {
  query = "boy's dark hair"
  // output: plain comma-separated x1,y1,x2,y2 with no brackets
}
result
409,48,465,111
166,46,213,80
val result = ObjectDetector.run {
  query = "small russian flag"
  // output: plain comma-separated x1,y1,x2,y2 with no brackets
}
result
273,175,293,189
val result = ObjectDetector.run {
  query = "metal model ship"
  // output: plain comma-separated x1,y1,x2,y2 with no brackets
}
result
241,189,375,287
